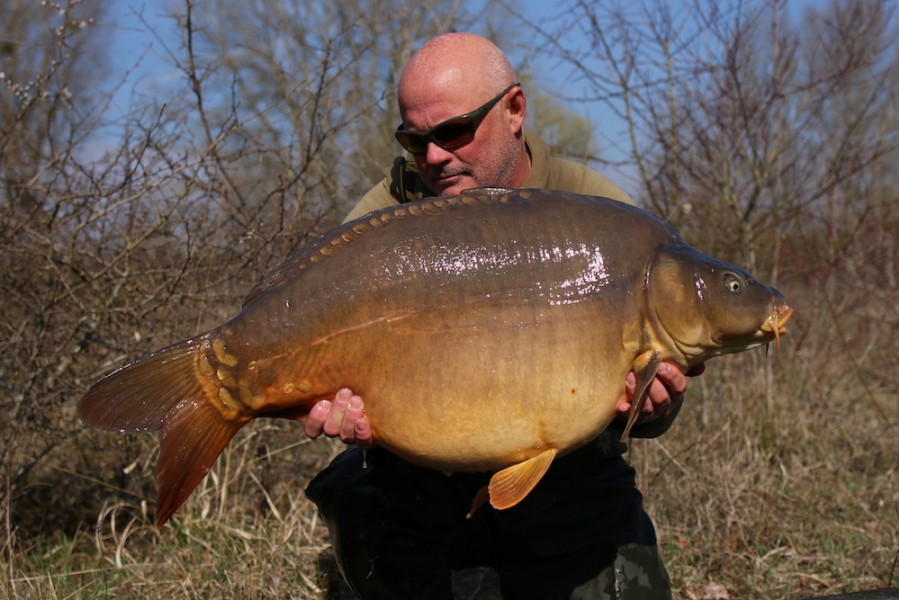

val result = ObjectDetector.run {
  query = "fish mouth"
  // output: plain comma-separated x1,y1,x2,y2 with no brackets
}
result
761,305,793,349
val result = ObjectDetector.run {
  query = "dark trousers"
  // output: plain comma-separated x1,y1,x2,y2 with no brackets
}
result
307,439,671,600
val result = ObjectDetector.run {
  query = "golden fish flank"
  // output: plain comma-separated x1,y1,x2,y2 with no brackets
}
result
79,188,792,527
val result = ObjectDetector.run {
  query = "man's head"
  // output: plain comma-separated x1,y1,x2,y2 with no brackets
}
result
395,33,529,196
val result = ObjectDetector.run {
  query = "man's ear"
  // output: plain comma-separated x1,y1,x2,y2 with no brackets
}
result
506,88,527,134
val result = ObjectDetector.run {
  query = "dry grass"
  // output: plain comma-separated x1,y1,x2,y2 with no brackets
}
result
635,357,898,599
3,427,348,599
3,348,896,600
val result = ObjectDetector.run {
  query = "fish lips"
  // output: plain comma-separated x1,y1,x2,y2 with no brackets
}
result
761,303,793,349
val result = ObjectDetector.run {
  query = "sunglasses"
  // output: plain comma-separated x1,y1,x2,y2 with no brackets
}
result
394,82,520,155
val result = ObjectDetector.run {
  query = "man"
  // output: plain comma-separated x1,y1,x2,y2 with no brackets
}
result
304,33,697,599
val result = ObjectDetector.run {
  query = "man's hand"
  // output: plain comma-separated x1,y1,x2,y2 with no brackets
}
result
616,361,705,423
303,388,373,451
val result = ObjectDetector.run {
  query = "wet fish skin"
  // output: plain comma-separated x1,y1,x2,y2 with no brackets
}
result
78,188,792,526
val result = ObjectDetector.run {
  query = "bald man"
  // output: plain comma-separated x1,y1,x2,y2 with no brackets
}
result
304,33,693,600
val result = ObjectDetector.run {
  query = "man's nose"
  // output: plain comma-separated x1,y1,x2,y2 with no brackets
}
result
424,142,454,165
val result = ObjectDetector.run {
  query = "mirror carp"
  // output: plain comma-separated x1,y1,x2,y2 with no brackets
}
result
79,188,793,527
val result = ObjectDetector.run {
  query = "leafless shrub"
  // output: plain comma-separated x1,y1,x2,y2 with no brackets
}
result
1,0,896,598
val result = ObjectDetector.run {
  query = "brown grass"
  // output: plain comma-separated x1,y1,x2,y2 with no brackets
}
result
2,335,896,599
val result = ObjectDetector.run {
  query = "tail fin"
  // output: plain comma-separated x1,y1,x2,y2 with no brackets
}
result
155,394,245,527
79,337,247,527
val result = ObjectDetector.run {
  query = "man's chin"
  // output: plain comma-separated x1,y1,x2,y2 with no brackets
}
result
425,173,479,197
435,181,478,197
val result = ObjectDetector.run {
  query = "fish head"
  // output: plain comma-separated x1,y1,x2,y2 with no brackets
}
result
647,245,793,365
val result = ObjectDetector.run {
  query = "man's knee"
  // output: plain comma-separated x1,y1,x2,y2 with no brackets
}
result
570,543,671,600
306,448,458,599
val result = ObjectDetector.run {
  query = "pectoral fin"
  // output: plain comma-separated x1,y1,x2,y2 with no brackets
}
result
487,448,558,510
621,350,662,440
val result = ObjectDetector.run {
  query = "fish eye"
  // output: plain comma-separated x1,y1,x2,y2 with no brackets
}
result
724,273,743,293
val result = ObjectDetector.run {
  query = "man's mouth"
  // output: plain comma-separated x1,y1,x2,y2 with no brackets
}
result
438,171,467,181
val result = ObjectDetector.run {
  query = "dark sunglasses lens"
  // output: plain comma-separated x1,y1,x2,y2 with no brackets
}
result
395,116,478,154
395,131,426,154
431,118,476,150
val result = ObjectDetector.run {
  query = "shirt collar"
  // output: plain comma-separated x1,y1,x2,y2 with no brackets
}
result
522,133,550,188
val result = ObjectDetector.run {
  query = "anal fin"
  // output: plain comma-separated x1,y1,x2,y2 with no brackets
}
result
488,448,558,510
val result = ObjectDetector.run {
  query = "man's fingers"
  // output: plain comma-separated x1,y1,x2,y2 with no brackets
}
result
339,395,365,443
617,361,697,426
354,413,373,451
645,378,669,413
625,372,637,396
654,362,687,395
303,400,331,439
322,388,352,437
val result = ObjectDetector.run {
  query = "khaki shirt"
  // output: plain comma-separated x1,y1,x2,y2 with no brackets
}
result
344,134,633,222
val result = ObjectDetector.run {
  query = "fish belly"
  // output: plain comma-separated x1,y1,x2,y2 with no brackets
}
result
350,310,632,471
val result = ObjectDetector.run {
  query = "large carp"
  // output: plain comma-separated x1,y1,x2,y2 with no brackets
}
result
79,188,792,527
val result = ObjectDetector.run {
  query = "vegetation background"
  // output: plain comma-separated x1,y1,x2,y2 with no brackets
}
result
1,0,896,598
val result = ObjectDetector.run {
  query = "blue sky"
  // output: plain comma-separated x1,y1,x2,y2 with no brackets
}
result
102,0,647,188
103,0,576,109
104,1,180,117
100,0,837,195
102,0,838,119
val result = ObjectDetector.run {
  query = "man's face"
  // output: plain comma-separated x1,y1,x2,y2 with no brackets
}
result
398,84,522,196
